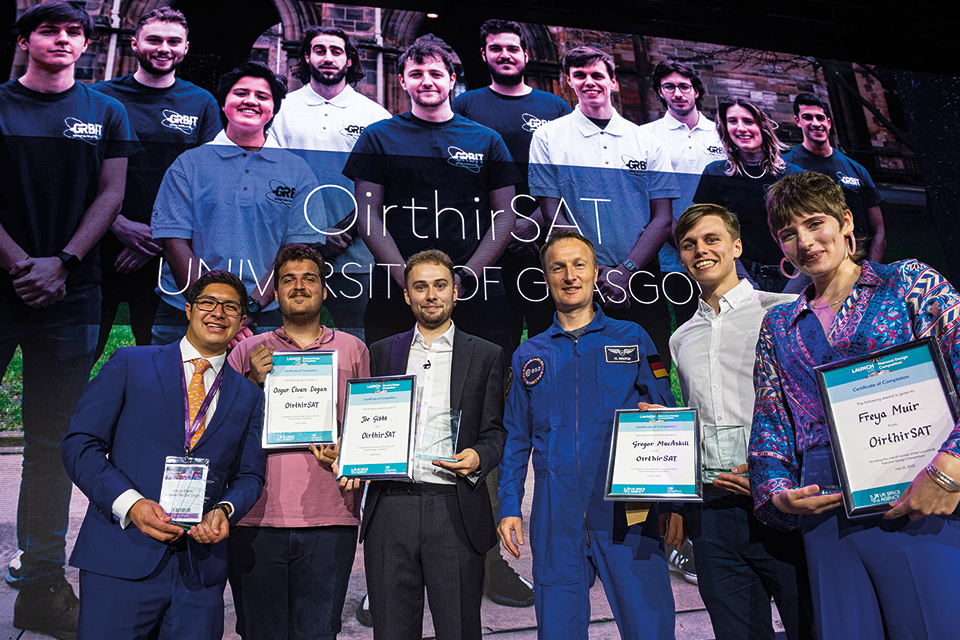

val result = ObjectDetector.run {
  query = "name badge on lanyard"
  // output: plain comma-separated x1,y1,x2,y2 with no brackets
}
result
160,455,210,528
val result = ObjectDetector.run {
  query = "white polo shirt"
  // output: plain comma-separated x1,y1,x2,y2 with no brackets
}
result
528,106,679,267
640,111,725,271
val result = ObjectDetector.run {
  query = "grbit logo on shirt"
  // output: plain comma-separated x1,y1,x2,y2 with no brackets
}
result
340,122,365,141
521,113,550,133
266,180,297,207
447,146,484,173
704,143,725,158
63,118,102,145
836,172,862,190
161,109,199,135
621,154,647,177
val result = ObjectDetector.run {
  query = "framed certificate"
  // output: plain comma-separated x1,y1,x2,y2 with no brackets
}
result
337,375,417,480
815,338,960,518
605,408,702,502
262,351,338,448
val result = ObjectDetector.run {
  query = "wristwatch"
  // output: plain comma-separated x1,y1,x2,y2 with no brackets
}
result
213,502,233,519
622,259,638,273
453,266,470,282
57,251,80,272
246,298,262,315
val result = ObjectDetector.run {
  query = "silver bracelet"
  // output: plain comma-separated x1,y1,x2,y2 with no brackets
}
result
925,463,960,493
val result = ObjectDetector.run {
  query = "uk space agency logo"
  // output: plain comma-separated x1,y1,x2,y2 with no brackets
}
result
340,123,365,141
521,113,550,133
621,154,647,177
447,146,484,173
161,110,199,135
63,118,102,145
266,181,297,207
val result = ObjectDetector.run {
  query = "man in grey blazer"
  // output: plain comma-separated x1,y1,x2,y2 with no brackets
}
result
359,249,507,640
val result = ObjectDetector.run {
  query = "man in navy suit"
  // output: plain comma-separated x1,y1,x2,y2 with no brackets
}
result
61,270,266,639
359,249,507,640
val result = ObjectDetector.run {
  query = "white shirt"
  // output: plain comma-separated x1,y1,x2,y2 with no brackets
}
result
112,338,229,527
405,322,456,484
269,84,391,273
669,281,795,460
528,106,679,266
640,111,725,271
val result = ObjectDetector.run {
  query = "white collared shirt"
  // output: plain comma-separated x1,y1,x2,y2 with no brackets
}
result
112,338,230,527
669,281,796,459
406,322,456,484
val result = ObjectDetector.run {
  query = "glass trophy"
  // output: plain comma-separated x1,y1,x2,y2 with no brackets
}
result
414,407,461,463
702,425,747,483
800,442,841,495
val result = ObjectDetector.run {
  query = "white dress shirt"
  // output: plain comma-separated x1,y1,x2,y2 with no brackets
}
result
406,322,456,484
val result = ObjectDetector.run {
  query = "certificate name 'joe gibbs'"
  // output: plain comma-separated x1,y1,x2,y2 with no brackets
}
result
606,409,702,501
818,339,959,517
338,376,416,480
263,351,337,448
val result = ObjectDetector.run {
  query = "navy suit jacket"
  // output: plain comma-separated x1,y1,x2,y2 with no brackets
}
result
61,342,266,586
359,326,506,554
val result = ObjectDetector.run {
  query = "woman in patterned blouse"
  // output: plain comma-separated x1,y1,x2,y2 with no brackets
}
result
749,171,960,640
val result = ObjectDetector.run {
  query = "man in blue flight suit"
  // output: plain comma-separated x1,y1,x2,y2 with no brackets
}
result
497,229,677,639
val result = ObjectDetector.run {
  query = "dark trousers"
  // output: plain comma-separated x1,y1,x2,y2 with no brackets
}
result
228,525,358,640
0,285,99,585
497,249,555,359
364,484,484,640
686,490,816,640
96,242,160,360
77,547,225,640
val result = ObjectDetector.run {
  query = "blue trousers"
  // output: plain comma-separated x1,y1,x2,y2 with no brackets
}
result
687,491,815,640
802,507,960,640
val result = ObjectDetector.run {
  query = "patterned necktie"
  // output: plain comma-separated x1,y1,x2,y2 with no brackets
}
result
187,358,212,450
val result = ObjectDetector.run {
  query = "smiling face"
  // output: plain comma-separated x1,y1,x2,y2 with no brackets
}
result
19,21,88,72
679,215,742,295
275,259,326,322
404,261,457,332
567,59,617,118
482,31,528,86
725,104,763,156
184,283,245,357
658,71,699,119
399,56,455,110
796,104,832,148
544,238,598,315
776,209,854,280
222,76,274,136
132,20,188,77
306,33,351,87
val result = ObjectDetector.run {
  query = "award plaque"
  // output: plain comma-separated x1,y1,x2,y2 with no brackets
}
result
263,351,338,448
815,338,960,518
337,375,417,480
605,408,703,502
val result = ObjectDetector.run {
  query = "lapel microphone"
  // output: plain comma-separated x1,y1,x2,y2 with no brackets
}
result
423,360,431,369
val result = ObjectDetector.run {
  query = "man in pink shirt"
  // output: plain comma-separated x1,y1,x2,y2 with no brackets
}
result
227,243,370,639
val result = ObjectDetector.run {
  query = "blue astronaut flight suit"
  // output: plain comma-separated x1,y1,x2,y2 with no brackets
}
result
498,306,677,639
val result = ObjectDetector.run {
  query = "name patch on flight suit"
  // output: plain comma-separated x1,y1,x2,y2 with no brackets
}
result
604,345,639,363
521,357,545,387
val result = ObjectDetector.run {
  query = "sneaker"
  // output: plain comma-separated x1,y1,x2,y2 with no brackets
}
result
668,540,698,585
13,576,79,640
484,552,534,607
355,593,373,628
5,549,23,588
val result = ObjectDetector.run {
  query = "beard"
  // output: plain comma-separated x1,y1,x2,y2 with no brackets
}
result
137,51,183,77
309,64,348,86
488,65,524,87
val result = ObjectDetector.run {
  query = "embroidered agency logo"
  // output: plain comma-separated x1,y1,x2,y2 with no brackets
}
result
340,122,365,141
161,109,199,135
521,113,550,133
836,172,862,189
266,181,297,207
447,146,484,173
621,154,647,177
63,117,103,145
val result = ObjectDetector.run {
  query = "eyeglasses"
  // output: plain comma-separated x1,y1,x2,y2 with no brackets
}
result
660,83,694,94
192,296,243,318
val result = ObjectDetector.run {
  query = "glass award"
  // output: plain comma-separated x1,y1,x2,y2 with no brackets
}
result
414,407,461,463
800,443,841,495
701,424,747,484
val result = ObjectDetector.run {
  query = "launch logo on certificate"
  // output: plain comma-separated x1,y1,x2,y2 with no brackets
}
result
816,338,960,518
263,351,338,448
605,408,702,501
338,375,417,480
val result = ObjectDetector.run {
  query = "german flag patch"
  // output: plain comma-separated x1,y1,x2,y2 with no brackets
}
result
647,354,668,379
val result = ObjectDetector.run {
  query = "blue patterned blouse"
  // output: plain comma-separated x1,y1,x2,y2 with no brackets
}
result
749,260,960,530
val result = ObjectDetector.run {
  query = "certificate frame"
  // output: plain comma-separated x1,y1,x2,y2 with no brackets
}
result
815,337,960,518
262,350,338,449
337,375,417,481
604,408,703,502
